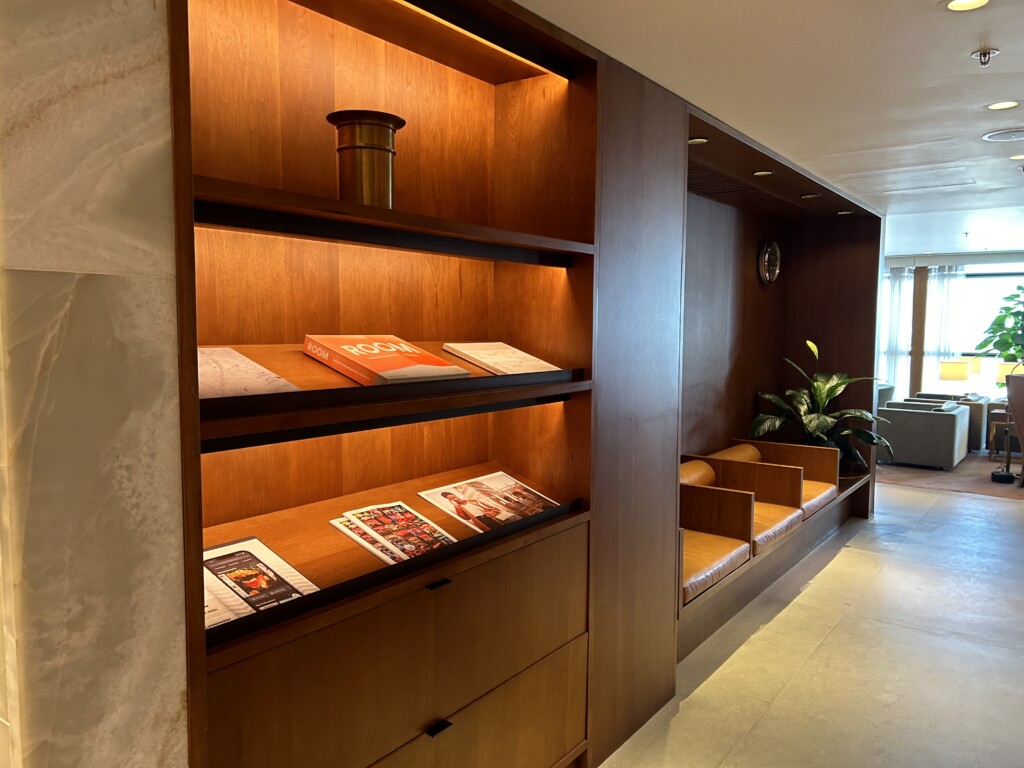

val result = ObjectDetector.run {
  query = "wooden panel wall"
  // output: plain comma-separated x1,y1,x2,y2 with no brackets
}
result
589,58,685,765
681,193,785,454
781,216,883,415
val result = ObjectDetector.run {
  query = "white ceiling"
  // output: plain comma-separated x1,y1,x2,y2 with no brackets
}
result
515,0,1024,253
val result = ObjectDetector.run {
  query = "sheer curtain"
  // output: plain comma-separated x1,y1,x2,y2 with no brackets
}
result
922,265,966,392
877,267,914,399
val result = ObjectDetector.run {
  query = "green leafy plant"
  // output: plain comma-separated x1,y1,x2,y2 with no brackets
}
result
975,285,1024,384
750,340,893,469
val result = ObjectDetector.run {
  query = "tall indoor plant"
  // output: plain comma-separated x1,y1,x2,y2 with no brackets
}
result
975,284,1024,382
750,340,893,470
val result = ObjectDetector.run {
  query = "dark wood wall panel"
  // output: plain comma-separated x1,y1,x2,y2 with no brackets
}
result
589,58,685,765
680,193,785,454
781,216,883,414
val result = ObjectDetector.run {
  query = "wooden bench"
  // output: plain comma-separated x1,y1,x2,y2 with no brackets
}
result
678,460,752,605
708,440,839,520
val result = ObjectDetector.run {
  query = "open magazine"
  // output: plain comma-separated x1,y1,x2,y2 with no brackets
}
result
203,537,318,629
330,502,457,561
418,471,559,534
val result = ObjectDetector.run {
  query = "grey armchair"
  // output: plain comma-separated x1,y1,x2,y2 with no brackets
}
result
877,401,970,470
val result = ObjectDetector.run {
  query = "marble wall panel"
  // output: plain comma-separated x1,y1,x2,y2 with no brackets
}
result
2,268,187,768
0,0,175,278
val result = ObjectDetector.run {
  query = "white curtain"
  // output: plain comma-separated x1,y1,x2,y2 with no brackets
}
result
922,265,966,391
877,267,914,399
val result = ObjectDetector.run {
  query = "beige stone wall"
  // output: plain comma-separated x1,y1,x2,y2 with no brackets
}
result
0,1,188,766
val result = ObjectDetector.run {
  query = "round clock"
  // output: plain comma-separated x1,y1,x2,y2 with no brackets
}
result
758,240,781,284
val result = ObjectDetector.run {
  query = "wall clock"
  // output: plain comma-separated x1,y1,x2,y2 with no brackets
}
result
758,240,781,284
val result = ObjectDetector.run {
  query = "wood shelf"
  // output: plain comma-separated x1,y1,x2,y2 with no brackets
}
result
203,460,586,647
199,343,591,452
193,176,594,268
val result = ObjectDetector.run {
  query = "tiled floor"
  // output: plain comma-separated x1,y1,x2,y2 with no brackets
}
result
603,484,1024,768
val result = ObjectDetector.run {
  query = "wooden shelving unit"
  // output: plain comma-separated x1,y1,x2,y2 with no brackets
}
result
199,342,590,451
194,176,593,267
180,0,598,765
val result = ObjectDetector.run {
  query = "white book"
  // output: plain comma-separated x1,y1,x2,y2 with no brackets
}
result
441,342,560,375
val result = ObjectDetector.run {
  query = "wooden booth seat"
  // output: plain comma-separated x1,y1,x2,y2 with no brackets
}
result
708,441,839,520
682,452,805,557
678,460,752,604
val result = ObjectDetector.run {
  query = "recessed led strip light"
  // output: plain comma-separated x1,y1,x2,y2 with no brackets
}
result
688,137,710,145
800,193,821,200
946,0,989,10
1012,154,1024,161
753,170,774,177
988,101,1020,111
837,211,854,215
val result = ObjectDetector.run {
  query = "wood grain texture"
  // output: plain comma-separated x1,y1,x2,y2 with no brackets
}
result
208,529,587,768
589,58,685,765
201,414,491,526
169,0,206,764
681,193,784,455
202,460,571,589
493,71,597,243
293,0,546,84
372,635,588,768
678,484,754,543
190,0,595,241
735,439,840,485
718,459,804,509
208,587,436,768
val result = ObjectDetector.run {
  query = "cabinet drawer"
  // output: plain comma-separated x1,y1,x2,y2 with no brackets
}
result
208,522,589,768
207,588,435,768
434,521,588,713
373,634,588,768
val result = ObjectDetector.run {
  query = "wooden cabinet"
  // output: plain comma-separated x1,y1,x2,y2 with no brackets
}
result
207,522,588,768
371,635,588,768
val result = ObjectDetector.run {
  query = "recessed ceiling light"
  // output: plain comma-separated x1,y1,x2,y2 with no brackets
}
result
753,170,774,177
947,0,989,10
800,193,821,200
688,137,710,145
1012,154,1024,160
988,101,1020,111
984,128,1024,142
838,211,854,215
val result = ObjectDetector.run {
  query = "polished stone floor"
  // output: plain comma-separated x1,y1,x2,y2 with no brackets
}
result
604,484,1024,768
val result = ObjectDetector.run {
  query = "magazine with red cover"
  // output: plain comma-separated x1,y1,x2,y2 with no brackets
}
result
332,515,408,565
334,502,458,558
419,471,560,534
304,335,471,385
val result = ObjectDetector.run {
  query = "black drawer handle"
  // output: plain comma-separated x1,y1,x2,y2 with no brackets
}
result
426,577,453,591
426,719,453,738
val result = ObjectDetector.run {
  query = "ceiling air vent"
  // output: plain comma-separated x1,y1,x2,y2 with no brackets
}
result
982,129,1024,142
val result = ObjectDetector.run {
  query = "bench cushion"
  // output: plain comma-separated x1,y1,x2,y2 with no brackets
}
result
801,480,838,520
708,443,762,462
682,529,750,604
752,502,803,555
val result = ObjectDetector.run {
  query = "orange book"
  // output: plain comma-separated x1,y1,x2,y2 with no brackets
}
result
303,335,471,385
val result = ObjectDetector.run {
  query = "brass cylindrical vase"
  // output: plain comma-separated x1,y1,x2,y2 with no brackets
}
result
326,110,406,209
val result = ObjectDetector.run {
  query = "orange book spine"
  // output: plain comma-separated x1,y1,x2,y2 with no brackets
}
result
304,337,379,386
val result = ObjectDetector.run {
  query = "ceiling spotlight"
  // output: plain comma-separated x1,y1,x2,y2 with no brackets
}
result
947,0,989,10
800,193,821,200
972,48,1000,67
753,170,774,177
983,128,1024,142
988,101,1020,110
838,211,854,215
1011,154,1024,160
688,137,710,145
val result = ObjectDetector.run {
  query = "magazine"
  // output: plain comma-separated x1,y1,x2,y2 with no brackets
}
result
202,537,319,628
303,334,471,385
332,502,457,559
418,471,560,534
333,515,408,564
441,341,560,375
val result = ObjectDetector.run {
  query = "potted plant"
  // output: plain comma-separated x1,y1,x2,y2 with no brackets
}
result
975,284,1024,384
749,340,893,474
